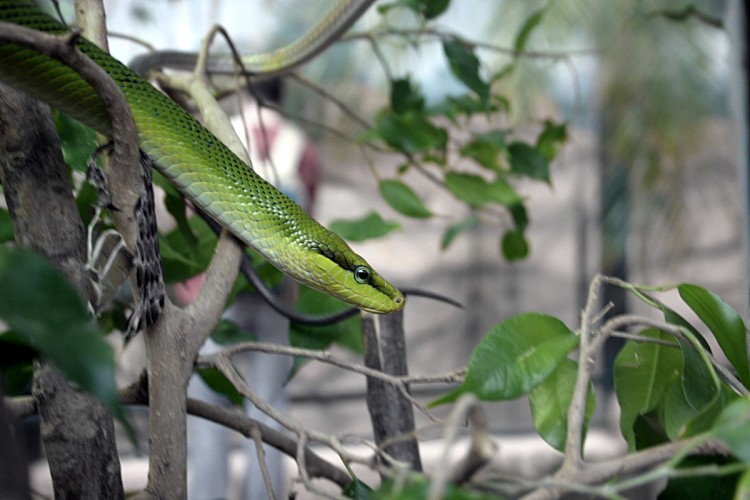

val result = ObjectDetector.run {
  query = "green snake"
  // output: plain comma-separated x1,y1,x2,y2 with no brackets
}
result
0,0,405,314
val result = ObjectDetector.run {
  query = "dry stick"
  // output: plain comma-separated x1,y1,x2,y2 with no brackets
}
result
118,376,353,489
208,355,376,497
198,341,463,413
250,426,277,500
427,394,495,500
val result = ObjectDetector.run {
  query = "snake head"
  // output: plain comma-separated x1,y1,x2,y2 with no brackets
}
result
303,243,405,314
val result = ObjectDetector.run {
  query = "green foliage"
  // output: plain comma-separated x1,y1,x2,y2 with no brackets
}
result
330,211,401,242
500,228,529,261
443,40,490,106
0,246,122,417
614,328,683,450
678,284,750,386
377,0,450,20
529,358,595,451
54,112,97,173
431,313,578,405
197,367,244,406
441,215,477,250
372,476,499,499
379,179,433,218
444,172,520,207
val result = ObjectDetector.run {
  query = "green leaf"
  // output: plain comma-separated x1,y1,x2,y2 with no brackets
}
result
0,246,120,414
54,111,97,172
508,142,550,183
659,455,742,499
159,216,218,282
736,468,750,498
501,229,529,261
379,179,433,218
513,8,546,53
663,378,732,440
613,328,683,450
0,209,14,243
678,283,750,387
373,476,498,499
369,111,447,155
198,367,244,406
459,130,507,171
441,215,478,250
536,120,568,161
443,40,490,105
713,397,750,462
330,211,401,242
377,0,450,20
390,78,424,115
509,202,529,232
344,478,375,499
445,172,521,207
431,313,578,405
211,319,256,345
676,334,720,413
430,94,502,120
530,358,595,451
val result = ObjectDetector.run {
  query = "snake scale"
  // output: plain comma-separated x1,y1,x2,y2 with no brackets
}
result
0,0,405,314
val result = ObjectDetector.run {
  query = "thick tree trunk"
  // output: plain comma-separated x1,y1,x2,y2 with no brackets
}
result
0,83,124,499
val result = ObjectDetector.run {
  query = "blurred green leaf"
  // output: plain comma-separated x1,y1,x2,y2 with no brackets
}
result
198,367,243,406
430,94,502,120
344,478,375,499
501,229,529,261
431,313,578,405
736,468,750,498
54,112,97,172
379,179,433,218
513,8,546,53
508,142,550,183
443,40,490,105
614,328,683,450
509,202,529,232
713,397,750,462
377,0,450,20
211,319,256,345
0,246,121,415
0,209,14,243
391,78,425,115
537,120,568,162
530,358,595,451
678,283,750,387
330,211,401,242
659,455,742,499
159,215,217,282
459,130,507,171
441,215,478,250
445,172,521,207
368,111,447,155
373,476,498,499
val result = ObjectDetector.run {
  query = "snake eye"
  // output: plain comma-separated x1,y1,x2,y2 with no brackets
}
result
353,265,372,284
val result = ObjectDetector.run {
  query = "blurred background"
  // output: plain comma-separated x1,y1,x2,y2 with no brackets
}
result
26,0,748,497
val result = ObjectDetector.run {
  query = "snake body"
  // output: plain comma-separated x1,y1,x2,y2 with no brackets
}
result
0,0,404,314
130,0,377,77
